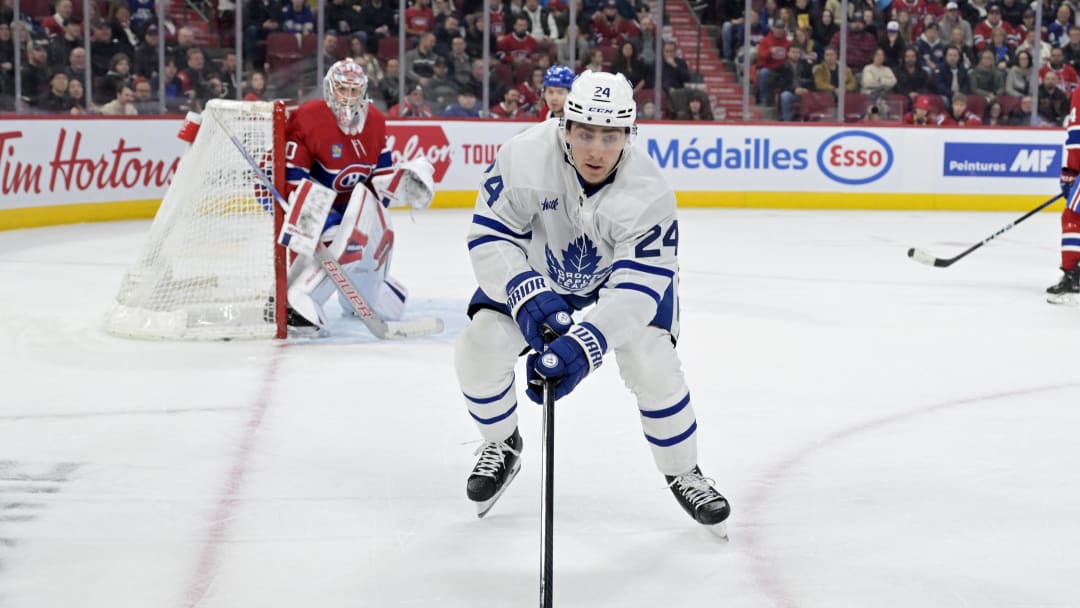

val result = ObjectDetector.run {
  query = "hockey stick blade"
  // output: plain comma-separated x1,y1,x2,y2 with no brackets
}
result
906,193,1064,269
381,316,445,339
907,247,947,267
209,108,443,340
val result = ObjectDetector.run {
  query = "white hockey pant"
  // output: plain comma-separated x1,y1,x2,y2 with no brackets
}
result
454,310,697,476
287,186,408,326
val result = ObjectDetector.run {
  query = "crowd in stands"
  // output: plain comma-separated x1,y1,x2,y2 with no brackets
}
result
0,0,707,118
706,0,1078,124
4,0,1077,123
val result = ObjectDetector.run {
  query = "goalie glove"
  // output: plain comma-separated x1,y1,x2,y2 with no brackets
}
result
373,157,436,209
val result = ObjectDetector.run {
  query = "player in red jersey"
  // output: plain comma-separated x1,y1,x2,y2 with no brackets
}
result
282,58,436,328
1050,85,1080,304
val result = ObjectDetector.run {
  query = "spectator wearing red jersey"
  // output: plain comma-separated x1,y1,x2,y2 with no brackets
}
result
904,94,935,124
490,88,522,118
1040,46,1080,94
40,0,73,38
756,26,790,104
936,92,982,125
890,0,927,23
1016,8,1037,41
973,5,1016,53
389,84,435,117
591,0,638,47
244,71,269,101
517,66,544,112
405,0,435,36
497,16,539,64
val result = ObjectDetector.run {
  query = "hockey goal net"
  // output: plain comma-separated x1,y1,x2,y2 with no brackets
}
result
104,99,288,340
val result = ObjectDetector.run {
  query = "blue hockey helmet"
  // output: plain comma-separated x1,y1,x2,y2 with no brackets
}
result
542,65,575,90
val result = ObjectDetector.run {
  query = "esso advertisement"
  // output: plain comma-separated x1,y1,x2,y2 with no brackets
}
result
815,130,893,185
636,124,902,191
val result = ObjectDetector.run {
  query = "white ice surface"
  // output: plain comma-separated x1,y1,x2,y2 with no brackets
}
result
1,208,1079,608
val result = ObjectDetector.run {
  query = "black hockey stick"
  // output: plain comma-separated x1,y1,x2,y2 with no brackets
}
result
539,376,555,608
907,193,1063,268
209,108,442,339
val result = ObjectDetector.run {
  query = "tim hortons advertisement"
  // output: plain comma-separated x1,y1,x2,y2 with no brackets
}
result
0,121,186,209
0,117,1064,219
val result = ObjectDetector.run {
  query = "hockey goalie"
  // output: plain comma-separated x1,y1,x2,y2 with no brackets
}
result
104,58,435,341
278,58,435,330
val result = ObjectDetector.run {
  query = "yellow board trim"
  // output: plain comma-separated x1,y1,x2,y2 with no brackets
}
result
425,191,1062,212
1,191,1063,231
0,200,161,231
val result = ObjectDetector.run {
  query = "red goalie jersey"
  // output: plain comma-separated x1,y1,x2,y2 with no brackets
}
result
284,100,395,208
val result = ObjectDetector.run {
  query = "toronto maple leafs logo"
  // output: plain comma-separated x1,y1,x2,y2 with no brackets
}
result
545,234,610,292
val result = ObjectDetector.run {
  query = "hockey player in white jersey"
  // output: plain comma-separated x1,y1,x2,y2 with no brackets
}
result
454,70,730,531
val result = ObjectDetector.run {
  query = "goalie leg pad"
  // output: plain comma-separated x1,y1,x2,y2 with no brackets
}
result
455,309,527,443
280,179,337,257
286,185,399,326
614,326,698,477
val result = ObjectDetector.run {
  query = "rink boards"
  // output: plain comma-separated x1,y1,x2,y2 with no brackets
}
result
0,115,1063,230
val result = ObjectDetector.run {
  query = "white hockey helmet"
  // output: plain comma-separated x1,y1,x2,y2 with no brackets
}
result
562,70,637,131
324,58,370,135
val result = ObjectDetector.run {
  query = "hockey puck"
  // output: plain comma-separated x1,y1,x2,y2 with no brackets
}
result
906,247,915,258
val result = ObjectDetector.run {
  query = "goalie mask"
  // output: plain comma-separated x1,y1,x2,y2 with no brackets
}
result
324,58,370,135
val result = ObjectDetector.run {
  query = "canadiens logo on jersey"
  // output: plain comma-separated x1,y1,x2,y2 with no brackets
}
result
284,100,394,206
545,235,611,292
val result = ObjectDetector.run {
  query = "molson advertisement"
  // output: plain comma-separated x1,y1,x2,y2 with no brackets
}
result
0,117,1064,229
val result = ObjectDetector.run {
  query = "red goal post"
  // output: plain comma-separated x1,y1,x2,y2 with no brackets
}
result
104,99,288,340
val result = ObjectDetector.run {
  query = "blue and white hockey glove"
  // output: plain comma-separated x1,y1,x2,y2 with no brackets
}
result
526,323,608,403
506,270,572,352
1062,168,1078,200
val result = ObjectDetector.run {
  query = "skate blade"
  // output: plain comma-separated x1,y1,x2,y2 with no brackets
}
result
475,461,522,519
1047,292,1080,306
706,521,729,541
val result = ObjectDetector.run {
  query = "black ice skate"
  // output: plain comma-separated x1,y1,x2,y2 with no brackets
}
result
467,428,522,518
666,466,731,539
1046,264,1080,305
263,297,318,328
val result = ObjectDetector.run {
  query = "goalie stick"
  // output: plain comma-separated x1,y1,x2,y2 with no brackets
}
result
907,193,1063,268
209,109,444,340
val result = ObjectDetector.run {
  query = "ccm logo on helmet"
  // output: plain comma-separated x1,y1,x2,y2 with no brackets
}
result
815,130,893,185
587,106,614,114
332,164,372,190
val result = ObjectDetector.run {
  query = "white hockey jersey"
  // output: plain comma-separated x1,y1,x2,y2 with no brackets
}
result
467,119,681,349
